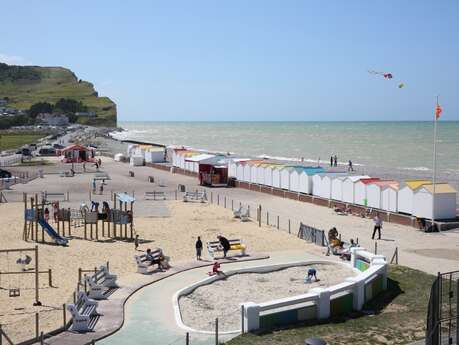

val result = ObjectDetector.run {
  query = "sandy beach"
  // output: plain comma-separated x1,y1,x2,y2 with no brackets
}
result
1,139,458,343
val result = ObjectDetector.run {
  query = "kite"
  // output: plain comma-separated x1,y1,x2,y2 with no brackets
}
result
368,70,405,89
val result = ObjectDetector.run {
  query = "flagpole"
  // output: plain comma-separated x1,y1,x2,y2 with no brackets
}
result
432,96,438,230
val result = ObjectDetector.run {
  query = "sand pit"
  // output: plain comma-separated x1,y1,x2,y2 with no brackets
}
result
178,263,357,332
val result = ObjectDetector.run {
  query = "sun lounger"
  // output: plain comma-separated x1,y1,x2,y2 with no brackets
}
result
207,239,247,258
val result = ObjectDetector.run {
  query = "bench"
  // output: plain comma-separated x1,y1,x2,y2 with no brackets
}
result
67,293,99,332
207,239,247,258
145,191,166,200
94,265,118,288
134,248,170,274
76,291,98,316
183,191,207,203
234,207,250,222
84,275,109,300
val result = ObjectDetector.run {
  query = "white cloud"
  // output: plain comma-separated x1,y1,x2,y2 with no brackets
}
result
0,53,30,65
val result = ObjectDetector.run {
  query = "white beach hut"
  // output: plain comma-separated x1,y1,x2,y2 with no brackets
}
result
185,153,215,172
280,167,293,190
250,163,259,184
321,172,348,199
289,168,301,192
272,166,284,189
381,185,399,212
264,165,276,187
397,180,431,215
256,164,267,185
413,183,457,220
228,161,238,178
236,163,245,181
242,162,251,182
331,176,347,201
341,176,370,204
144,147,165,163
312,174,324,197
366,181,398,209
354,178,381,206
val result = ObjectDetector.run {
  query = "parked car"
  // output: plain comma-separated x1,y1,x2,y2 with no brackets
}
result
15,147,32,156
37,147,56,156
53,143,65,149
0,169,12,179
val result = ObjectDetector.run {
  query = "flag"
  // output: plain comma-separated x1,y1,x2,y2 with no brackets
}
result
435,103,442,119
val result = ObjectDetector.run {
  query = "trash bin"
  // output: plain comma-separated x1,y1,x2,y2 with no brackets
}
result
178,184,186,192
148,176,154,183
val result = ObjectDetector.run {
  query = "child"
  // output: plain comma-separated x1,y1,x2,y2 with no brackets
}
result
99,183,104,195
195,236,203,260
208,261,222,276
304,268,318,283
134,235,140,250
44,207,50,222
53,202,59,223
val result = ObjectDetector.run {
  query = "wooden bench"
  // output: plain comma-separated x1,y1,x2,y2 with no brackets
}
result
134,248,170,274
145,191,166,200
183,191,207,203
67,292,98,332
207,239,247,258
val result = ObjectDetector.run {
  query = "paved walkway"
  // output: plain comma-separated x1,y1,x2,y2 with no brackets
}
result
33,255,269,345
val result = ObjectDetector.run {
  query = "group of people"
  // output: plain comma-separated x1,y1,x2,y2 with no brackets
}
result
195,234,231,260
329,154,354,171
92,179,105,195
327,227,358,260
144,248,170,272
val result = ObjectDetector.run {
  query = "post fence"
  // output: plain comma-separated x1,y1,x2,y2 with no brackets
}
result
215,318,219,345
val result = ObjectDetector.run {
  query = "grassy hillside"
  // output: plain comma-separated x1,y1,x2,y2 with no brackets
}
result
0,63,117,126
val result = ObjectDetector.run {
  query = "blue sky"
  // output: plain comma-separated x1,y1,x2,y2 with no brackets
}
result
1,1,458,121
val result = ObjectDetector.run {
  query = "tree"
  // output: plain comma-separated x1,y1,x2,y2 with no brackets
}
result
28,102,54,118
54,98,88,113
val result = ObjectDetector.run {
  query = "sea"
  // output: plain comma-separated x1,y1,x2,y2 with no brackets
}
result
113,121,459,204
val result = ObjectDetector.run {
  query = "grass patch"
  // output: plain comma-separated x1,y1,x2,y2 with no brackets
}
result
0,132,46,151
226,265,433,345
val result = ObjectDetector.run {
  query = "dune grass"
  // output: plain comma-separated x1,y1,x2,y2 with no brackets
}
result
226,265,433,345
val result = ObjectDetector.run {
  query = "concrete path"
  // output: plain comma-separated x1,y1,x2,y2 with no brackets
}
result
31,255,269,345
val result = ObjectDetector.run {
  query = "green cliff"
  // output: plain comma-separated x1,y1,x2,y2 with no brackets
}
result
0,63,117,127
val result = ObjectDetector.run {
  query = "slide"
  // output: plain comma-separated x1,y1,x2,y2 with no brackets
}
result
38,219,68,246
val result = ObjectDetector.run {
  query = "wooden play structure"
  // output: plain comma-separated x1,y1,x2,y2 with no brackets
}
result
0,246,43,305
23,193,69,246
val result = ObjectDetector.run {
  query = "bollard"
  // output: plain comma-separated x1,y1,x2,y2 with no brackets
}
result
288,219,291,234
215,318,219,345
217,194,220,205
277,215,279,229
35,313,39,339
63,304,66,327
186,332,190,345
231,200,234,210
241,304,245,334
211,192,213,203
40,331,44,345
374,241,378,254
267,212,269,226
175,190,177,200
224,196,226,208
48,269,52,287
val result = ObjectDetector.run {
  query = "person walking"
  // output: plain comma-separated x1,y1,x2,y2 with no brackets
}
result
330,155,334,167
134,234,140,250
195,236,203,260
372,214,383,240
92,179,96,193
348,160,354,172
334,155,338,167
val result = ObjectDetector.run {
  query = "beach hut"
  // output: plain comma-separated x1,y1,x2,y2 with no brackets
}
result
58,144,96,163
280,167,294,190
144,146,165,163
236,163,245,181
367,180,399,209
320,172,347,199
331,176,347,201
272,166,285,189
381,185,399,212
228,161,238,178
199,156,229,187
242,162,251,182
341,176,370,204
250,163,258,184
256,164,268,185
312,174,324,197
397,179,431,215
292,167,326,194
354,178,381,206
263,164,275,187
185,153,215,173
412,183,457,220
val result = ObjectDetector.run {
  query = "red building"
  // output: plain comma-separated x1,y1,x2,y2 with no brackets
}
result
57,144,96,163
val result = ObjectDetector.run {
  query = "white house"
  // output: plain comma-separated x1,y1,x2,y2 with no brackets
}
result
341,176,370,204
397,180,431,215
412,183,457,220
